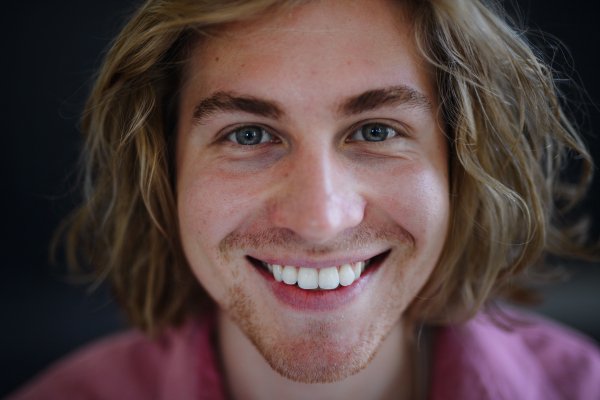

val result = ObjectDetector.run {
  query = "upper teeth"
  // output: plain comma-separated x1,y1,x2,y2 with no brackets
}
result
267,261,366,290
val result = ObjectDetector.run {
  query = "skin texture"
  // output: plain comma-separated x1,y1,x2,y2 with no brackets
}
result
175,0,449,398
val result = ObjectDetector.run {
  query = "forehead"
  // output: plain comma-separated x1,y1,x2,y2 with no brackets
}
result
181,0,436,114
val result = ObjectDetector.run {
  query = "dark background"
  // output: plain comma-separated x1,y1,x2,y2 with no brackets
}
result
1,0,599,397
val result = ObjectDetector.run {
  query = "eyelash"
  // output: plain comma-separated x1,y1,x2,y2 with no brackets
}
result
346,122,406,143
223,121,407,146
226,126,274,146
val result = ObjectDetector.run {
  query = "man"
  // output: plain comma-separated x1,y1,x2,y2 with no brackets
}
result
8,0,600,399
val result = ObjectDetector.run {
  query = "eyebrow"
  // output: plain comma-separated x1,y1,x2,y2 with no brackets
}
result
193,92,283,123
338,85,433,116
192,85,433,124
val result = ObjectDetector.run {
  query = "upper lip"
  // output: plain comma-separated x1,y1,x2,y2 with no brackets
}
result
248,249,389,269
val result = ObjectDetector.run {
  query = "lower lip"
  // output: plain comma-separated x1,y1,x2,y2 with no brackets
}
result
253,257,384,312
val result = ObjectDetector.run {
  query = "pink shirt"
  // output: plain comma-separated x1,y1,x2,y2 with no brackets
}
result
7,310,600,400
430,312,600,399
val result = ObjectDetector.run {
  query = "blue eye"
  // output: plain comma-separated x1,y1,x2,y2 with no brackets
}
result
352,123,398,142
227,126,273,145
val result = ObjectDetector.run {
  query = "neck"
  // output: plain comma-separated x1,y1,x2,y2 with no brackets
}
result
217,309,414,400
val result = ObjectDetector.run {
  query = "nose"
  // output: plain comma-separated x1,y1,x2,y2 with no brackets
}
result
268,145,365,243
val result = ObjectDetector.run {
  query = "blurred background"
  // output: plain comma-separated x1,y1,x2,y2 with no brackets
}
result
1,0,599,397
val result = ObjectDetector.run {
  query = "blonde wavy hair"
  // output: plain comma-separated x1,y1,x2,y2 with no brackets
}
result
59,0,594,334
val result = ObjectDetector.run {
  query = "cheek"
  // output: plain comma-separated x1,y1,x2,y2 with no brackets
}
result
366,162,449,248
177,167,272,307
365,162,449,309
177,164,269,256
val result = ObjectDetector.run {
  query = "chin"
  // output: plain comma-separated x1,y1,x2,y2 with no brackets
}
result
225,282,403,384
261,339,374,383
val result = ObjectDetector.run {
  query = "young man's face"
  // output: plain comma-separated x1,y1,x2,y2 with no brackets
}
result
176,0,449,383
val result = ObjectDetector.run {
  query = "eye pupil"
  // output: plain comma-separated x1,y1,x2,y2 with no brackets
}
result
362,124,388,142
236,127,263,145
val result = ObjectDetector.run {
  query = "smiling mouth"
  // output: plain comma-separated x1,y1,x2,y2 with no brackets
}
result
248,252,388,291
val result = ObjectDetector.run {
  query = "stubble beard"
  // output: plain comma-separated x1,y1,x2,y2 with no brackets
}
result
220,225,417,383
224,259,410,384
